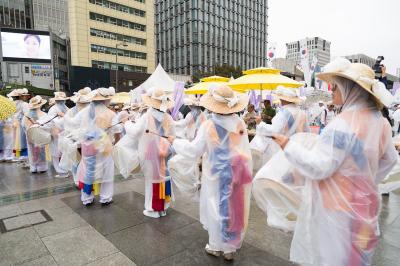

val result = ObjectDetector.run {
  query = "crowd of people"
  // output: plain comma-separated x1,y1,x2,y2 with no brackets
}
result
1,58,399,265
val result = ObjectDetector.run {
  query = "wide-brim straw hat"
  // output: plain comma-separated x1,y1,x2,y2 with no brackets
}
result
71,87,92,104
28,96,47,109
53,91,69,101
317,58,394,107
142,88,174,111
200,85,248,114
7,88,30,97
273,86,302,104
91,87,115,101
122,102,143,111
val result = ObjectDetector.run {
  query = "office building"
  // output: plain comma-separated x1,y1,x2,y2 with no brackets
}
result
155,0,268,76
345,54,376,67
286,37,331,67
0,0,34,29
32,0,69,36
68,0,155,75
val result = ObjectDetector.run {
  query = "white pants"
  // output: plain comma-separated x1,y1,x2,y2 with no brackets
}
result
52,156,68,174
0,149,13,160
81,181,114,205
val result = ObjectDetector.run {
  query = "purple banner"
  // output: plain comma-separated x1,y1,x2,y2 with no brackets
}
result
171,82,185,120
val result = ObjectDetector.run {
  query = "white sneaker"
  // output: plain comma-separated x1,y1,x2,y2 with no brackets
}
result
55,173,69,178
159,211,167,217
143,210,160,218
205,244,221,257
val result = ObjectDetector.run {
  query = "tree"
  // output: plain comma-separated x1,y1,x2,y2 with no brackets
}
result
192,64,243,83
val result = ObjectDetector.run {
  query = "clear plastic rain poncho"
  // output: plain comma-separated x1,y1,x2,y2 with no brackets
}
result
124,108,175,211
59,103,89,184
23,109,51,172
172,114,252,253
250,103,310,172
47,101,68,158
12,100,29,157
174,107,207,140
272,77,397,266
0,117,14,160
379,135,400,194
72,101,120,194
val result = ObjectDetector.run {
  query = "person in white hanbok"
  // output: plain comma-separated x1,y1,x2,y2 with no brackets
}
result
174,97,207,140
250,86,309,172
169,85,252,261
71,87,121,206
60,87,92,185
48,92,70,177
7,89,30,162
271,58,397,266
23,96,51,173
123,88,175,218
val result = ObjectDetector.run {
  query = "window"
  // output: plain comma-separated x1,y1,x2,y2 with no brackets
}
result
24,66,30,73
89,12,146,32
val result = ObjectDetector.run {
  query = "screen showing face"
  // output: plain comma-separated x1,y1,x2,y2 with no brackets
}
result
1,32,51,60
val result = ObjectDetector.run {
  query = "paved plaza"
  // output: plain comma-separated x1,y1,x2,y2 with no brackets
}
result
0,162,399,266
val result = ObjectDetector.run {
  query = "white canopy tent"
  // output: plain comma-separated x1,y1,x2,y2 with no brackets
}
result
136,63,175,93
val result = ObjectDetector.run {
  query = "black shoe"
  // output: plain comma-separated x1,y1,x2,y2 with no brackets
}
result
101,200,113,207
84,201,94,207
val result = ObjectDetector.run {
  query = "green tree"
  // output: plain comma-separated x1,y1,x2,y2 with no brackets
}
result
192,64,243,83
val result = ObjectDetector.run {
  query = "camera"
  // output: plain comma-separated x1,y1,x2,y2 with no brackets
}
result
373,56,385,74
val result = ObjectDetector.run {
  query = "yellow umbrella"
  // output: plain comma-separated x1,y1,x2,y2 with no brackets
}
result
228,67,302,91
0,95,17,120
185,76,230,95
111,92,131,104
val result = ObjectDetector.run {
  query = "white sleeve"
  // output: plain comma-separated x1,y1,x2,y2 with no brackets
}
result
376,140,398,182
256,111,286,136
283,130,347,180
174,113,191,127
124,115,146,138
172,123,207,159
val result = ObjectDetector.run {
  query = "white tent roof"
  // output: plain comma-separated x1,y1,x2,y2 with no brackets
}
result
137,64,175,93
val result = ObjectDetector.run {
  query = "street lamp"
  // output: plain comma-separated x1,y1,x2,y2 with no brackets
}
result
115,41,128,92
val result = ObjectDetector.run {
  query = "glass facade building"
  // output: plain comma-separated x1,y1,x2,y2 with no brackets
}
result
155,0,268,76
0,0,33,29
32,0,68,35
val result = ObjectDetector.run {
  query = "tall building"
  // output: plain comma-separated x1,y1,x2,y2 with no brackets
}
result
286,37,331,67
0,0,34,29
68,0,155,74
345,54,376,67
155,0,268,76
32,0,69,36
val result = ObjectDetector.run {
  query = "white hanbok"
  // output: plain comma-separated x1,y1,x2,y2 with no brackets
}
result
0,118,14,160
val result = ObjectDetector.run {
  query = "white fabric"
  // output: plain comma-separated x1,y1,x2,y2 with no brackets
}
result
172,113,252,253
0,118,14,160
280,80,397,265
250,104,309,173
124,108,176,211
138,64,175,94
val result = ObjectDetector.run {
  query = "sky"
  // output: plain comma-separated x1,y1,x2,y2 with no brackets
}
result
268,0,400,75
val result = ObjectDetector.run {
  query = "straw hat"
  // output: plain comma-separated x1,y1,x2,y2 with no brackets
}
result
273,86,302,104
317,58,394,107
7,88,29,98
91,87,115,101
53,91,69,101
28,96,47,109
122,102,143,111
200,85,248,114
142,87,174,112
49,98,56,107
71,87,92,104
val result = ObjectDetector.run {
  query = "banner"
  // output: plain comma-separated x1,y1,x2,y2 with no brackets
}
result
267,42,277,67
300,39,312,87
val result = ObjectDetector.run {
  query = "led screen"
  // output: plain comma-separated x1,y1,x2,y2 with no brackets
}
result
1,32,51,60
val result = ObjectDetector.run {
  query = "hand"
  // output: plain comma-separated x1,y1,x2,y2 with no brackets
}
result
168,136,176,144
57,112,65,117
272,134,289,149
255,116,262,124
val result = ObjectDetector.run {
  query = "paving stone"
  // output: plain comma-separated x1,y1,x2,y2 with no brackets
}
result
18,197,67,213
0,204,21,219
33,207,87,237
0,227,49,265
24,211,47,225
3,215,29,231
19,255,57,266
42,225,118,266
106,223,186,266
86,252,136,266
145,208,197,234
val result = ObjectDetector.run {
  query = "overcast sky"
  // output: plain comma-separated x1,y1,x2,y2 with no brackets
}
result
268,0,400,75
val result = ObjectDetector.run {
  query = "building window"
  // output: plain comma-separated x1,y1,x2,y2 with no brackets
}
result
25,66,30,73
89,0,145,16
89,12,146,32
90,28,146,46
91,44,147,60
92,60,147,73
